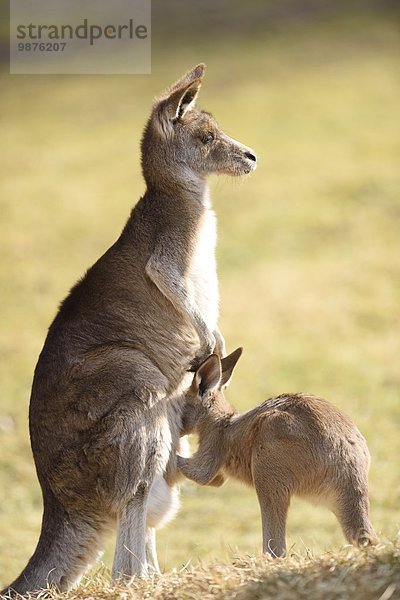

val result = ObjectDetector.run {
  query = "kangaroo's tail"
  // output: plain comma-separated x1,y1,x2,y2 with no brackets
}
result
1,492,104,598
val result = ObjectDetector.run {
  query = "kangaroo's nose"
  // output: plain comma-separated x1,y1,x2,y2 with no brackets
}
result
244,151,257,162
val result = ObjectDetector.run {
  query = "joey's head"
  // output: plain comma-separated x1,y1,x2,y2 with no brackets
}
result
141,64,257,192
181,348,243,434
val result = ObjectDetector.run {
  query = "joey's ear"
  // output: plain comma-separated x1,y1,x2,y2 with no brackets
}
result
220,347,243,387
194,354,221,398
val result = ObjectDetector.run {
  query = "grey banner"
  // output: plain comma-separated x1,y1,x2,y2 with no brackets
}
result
10,0,151,74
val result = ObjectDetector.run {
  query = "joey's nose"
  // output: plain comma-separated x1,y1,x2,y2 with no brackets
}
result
244,151,257,163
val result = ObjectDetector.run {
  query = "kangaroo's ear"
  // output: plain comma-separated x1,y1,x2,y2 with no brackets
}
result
194,354,222,398
154,64,206,133
157,79,202,126
220,347,243,387
168,63,206,94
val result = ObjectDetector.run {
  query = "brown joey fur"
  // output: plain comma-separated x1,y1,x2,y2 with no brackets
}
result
178,350,377,557
2,64,256,596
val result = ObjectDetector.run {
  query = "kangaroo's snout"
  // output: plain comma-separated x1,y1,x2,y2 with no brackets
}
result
244,150,257,164
232,145,257,175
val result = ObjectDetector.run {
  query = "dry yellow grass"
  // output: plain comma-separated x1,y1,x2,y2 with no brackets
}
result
4,540,398,600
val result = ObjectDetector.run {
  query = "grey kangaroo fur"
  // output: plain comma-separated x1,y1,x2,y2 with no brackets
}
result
2,64,257,596
178,349,377,557
142,391,224,575
143,396,190,575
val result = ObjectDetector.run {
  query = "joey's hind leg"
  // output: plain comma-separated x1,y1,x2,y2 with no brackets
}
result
254,471,290,557
259,493,290,557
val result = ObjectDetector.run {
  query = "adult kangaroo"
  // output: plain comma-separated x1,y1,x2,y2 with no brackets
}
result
2,64,256,596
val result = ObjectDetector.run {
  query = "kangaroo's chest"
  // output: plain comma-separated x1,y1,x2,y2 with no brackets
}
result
188,208,219,328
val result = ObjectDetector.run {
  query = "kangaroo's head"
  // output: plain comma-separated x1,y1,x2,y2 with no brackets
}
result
141,64,257,191
181,348,243,434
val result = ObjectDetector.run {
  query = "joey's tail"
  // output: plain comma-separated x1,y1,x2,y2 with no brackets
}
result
1,493,104,597
336,486,378,548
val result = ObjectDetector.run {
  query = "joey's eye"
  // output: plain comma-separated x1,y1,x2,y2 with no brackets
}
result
201,132,214,144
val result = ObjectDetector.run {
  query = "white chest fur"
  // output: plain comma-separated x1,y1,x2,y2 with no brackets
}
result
188,204,219,331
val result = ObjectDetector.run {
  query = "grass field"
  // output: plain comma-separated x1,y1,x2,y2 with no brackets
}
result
28,541,400,600
0,7,399,594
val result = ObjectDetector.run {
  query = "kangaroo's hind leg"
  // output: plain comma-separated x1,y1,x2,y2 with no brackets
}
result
253,465,290,557
111,429,170,580
112,484,150,580
257,488,290,557
99,351,171,580
145,527,160,574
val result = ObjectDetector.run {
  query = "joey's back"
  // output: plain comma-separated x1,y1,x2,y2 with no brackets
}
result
223,393,370,476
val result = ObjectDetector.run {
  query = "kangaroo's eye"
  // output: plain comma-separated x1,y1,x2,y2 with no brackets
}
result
201,132,214,144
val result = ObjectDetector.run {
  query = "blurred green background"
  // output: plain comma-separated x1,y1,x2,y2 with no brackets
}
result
0,0,399,586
